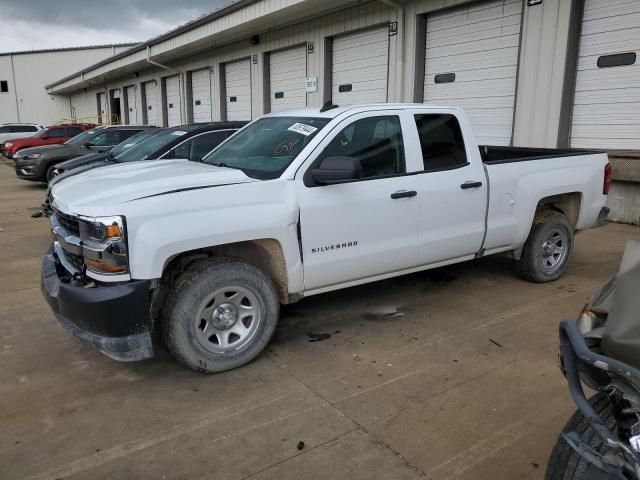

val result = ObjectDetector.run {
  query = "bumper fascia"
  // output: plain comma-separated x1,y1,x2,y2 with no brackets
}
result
41,252,154,362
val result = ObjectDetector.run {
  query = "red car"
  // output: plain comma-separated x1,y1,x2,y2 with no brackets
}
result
1,124,95,158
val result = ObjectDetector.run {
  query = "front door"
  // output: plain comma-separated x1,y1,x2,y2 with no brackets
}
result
296,112,422,291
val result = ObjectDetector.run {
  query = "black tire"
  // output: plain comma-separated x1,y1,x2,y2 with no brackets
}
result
45,164,59,183
161,258,279,373
545,392,615,480
518,211,573,282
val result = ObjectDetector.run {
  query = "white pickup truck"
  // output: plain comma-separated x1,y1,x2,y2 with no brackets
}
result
42,104,611,372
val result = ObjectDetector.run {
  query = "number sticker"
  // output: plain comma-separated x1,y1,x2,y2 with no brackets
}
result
288,123,318,136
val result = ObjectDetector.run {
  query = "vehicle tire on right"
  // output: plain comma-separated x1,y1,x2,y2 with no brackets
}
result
45,164,59,183
545,392,616,480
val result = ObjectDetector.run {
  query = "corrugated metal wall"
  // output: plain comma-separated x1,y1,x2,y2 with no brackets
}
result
0,46,132,126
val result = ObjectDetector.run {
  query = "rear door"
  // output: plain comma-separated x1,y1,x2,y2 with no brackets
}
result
45,127,68,144
296,111,421,291
164,75,182,127
191,69,213,122
225,59,252,121
269,47,307,112
409,110,487,264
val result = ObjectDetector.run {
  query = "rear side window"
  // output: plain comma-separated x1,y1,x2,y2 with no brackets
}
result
11,125,38,133
47,128,67,138
165,131,230,162
316,116,406,179
117,130,142,143
0,126,10,133
66,127,84,137
414,114,468,170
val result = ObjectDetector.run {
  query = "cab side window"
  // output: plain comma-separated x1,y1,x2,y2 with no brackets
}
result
414,114,468,170
66,127,84,137
316,116,405,179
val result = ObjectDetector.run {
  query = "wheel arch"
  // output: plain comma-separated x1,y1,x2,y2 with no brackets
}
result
160,238,290,304
534,192,582,229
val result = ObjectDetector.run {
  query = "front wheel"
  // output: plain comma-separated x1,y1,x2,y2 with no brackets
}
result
545,392,616,480
518,211,574,282
45,164,60,183
161,258,279,373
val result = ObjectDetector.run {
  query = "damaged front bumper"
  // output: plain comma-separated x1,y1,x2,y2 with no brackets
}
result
559,320,640,478
41,250,154,362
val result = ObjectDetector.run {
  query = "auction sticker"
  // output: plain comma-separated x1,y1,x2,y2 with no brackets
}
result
288,123,318,136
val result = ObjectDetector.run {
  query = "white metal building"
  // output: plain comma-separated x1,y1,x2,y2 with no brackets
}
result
0,44,137,126
40,0,639,155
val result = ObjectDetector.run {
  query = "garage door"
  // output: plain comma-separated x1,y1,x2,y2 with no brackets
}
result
570,0,640,149
269,47,307,112
191,69,212,123
143,81,158,126
97,92,107,124
124,86,137,124
423,0,522,145
165,75,182,127
225,60,252,121
332,27,389,106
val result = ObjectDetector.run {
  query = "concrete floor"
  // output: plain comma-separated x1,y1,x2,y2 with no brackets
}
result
1,159,638,480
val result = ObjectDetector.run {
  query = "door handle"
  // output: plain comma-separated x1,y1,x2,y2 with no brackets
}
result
460,181,483,190
390,190,417,199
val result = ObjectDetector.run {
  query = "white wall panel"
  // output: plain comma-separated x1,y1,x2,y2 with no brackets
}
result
191,69,212,122
225,59,252,120
164,75,182,127
423,0,522,146
143,81,159,126
269,46,307,112
571,0,640,149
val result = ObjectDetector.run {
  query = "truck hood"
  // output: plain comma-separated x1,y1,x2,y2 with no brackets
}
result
51,159,258,213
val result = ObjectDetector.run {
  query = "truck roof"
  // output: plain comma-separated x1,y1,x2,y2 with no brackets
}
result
265,103,464,119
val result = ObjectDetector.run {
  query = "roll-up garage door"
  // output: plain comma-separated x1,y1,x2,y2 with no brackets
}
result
225,59,252,121
125,86,137,124
332,27,389,106
97,92,107,124
570,0,640,149
191,69,212,123
269,47,307,112
143,81,158,126
165,75,182,127
423,0,522,146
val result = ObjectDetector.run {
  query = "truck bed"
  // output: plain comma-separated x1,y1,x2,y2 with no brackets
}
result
480,145,603,165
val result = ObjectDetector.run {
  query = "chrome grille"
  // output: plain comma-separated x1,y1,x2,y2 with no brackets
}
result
53,208,80,235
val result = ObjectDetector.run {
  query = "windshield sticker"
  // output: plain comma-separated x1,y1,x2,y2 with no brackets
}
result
171,130,187,136
288,123,318,136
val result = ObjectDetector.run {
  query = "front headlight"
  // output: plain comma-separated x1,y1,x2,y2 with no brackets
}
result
78,215,129,274
26,153,41,159
4,142,13,148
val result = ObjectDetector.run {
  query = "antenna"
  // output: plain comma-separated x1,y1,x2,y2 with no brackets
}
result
320,101,339,113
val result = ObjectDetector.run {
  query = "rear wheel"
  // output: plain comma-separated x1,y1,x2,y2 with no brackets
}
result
161,258,279,373
518,211,573,282
545,392,615,480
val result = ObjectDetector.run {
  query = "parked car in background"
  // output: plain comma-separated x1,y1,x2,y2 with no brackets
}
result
43,104,611,373
2,123,95,158
0,123,43,144
50,128,160,179
14,125,153,183
49,122,247,180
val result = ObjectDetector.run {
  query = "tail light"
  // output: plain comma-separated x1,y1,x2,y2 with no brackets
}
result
603,163,612,195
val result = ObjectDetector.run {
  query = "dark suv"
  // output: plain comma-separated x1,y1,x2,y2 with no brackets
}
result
14,125,153,183
52,122,247,180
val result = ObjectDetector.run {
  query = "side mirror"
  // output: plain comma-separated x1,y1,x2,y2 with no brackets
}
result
310,156,362,185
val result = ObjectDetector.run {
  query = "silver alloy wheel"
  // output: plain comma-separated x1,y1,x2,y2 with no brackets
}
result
540,228,569,273
193,286,261,354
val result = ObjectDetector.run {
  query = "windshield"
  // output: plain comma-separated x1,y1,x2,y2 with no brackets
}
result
202,117,330,179
108,129,156,157
64,128,100,145
114,127,196,162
